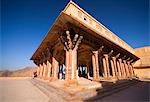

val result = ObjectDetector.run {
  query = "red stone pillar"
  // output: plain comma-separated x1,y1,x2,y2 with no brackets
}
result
86,62,90,79
103,57,108,78
127,61,133,76
43,61,50,80
40,64,43,78
73,48,77,80
104,54,110,78
113,57,118,77
119,61,125,78
63,30,83,85
65,48,78,84
117,59,122,78
92,51,100,80
111,57,117,78
42,62,47,79
51,57,58,80
47,60,51,78
119,59,126,78
118,59,123,77
123,60,130,77
65,49,69,80
130,63,135,77
36,65,40,77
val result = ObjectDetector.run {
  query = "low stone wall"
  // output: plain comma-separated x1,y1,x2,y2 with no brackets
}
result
134,46,150,67
134,68,150,79
133,46,150,79
0,77,32,80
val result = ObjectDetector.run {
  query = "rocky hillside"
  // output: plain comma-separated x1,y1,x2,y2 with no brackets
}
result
0,67,36,77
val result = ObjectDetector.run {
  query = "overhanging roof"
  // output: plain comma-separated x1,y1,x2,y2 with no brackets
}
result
31,1,139,61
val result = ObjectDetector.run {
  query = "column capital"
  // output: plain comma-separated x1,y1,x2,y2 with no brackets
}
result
130,59,134,63
99,45,104,51
108,50,113,56
122,55,126,60
92,50,98,54
127,61,131,64
118,58,122,62
123,60,127,63
112,57,116,60
104,54,108,58
115,53,120,58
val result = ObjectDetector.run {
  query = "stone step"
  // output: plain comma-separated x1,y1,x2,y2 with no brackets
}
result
31,78,140,102
100,79,135,91
31,79,85,102
84,79,139,101
30,79,68,102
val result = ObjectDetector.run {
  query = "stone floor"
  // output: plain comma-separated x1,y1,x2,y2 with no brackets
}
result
0,79,49,102
0,77,149,102
33,78,144,102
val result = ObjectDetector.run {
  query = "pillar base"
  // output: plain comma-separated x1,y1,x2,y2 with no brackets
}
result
93,78,100,81
111,77,118,83
39,77,43,79
64,79,78,86
37,76,40,78
103,76,111,80
43,77,50,80
49,77,58,81
111,76,118,80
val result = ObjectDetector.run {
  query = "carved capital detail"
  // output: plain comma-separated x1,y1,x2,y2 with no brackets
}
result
60,30,83,51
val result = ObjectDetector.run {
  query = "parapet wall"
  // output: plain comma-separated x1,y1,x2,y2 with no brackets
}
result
134,46,150,67
133,46,150,79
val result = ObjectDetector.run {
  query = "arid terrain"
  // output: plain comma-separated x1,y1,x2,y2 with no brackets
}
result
0,67,36,77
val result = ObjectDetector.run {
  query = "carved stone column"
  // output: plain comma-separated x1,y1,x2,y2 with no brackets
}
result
60,30,83,85
36,65,40,77
118,59,123,77
47,60,51,78
42,62,47,79
117,60,121,77
73,48,77,80
119,59,123,77
132,64,135,76
40,64,43,78
118,59,124,78
129,62,135,77
104,54,110,78
127,61,133,76
65,49,69,80
123,60,130,77
92,51,100,80
51,56,58,80
65,48,77,81
102,57,108,78
86,62,90,79
111,57,117,78
120,60,126,78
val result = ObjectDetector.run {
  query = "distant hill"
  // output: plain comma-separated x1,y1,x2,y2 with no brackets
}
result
0,67,36,77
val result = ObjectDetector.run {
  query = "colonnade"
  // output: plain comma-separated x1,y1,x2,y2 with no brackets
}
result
36,52,135,81
92,51,135,81
36,58,59,80
34,30,135,83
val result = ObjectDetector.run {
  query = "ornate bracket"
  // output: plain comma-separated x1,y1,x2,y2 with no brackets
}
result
60,30,83,51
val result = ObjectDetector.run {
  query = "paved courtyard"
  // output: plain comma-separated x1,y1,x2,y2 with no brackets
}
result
0,78,149,102
0,79,49,102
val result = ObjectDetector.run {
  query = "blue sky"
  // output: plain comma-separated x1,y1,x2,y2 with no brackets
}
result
1,0,149,70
